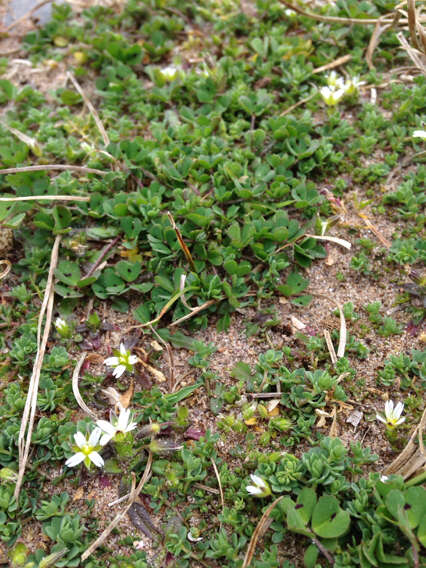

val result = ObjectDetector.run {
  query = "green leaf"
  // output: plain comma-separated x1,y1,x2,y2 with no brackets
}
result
60,89,83,105
55,261,81,286
223,258,252,276
303,544,318,568
278,271,309,296
311,495,351,539
115,260,142,282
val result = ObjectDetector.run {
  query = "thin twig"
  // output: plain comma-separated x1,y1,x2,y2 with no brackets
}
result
149,325,175,391
0,195,89,202
83,235,120,279
312,536,335,565
0,260,12,280
81,452,153,561
5,0,53,31
67,72,110,146
324,329,337,365
210,458,225,519
277,0,395,25
242,496,284,568
312,54,352,74
72,354,99,420
0,165,107,176
279,92,316,116
168,299,216,327
14,236,61,500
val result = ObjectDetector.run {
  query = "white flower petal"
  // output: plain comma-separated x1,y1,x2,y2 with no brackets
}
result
126,421,137,432
88,427,101,447
113,365,126,378
376,414,387,424
128,355,138,365
96,420,116,437
395,417,406,425
394,402,404,418
413,129,426,139
65,452,86,467
104,356,119,366
88,451,104,468
74,431,86,448
100,433,113,446
117,408,130,431
120,343,127,356
250,474,265,487
384,400,394,417
246,485,261,495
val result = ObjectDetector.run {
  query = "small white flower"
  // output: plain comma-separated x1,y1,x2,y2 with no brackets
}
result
96,406,138,445
160,65,182,80
54,317,70,337
320,85,345,106
327,71,346,90
246,474,271,498
65,427,105,469
104,342,138,378
376,400,406,429
380,475,389,482
344,76,366,95
413,129,426,140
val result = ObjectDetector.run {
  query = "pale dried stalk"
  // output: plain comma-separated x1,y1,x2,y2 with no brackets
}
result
5,0,53,31
0,260,12,280
72,353,99,420
0,165,106,175
81,452,153,561
324,329,338,365
168,299,216,327
211,458,225,519
279,92,316,116
242,496,284,568
278,0,396,24
305,234,351,250
312,54,352,74
67,72,110,146
14,236,61,500
312,294,346,359
0,195,89,202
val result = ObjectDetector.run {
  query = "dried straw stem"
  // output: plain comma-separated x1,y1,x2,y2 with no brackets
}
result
0,165,106,175
81,452,153,561
14,236,61,500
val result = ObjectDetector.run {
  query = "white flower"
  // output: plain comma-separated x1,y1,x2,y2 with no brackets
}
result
65,427,105,469
327,71,346,90
54,317,70,337
104,342,138,378
380,475,389,482
344,76,366,95
376,400,406,429
320,85,346,106
96,406,137,445
160,65,182,80
246,474,271,498
413,129,426,140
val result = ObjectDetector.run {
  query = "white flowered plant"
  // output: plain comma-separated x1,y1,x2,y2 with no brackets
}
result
65,427,105,469
160,65,183,80
246,474,271,498
96,406,138,445
104,342,138,378
320,85,346,106
54,317,71,338
413,129,426,140
376,400,406,429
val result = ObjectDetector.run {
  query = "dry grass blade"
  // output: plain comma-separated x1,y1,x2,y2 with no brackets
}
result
242,496,284,568
67,72,110,146
5,0,53,31
324,329,337,365
279,92,316,116
277,0,394,24
0,122,42,155
366,21,393,69
383,408,426,479
72,353,99,420
397,31,426,73
0,165,106,176
210,458,225,520
312,54,352,74
167,211,196,271
81,452,153,561
336,301,347,359
0,259,12,280
149,325,175,391
305,234,351,249
0,195,89,202
14,236,61,500
169,299,216,327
